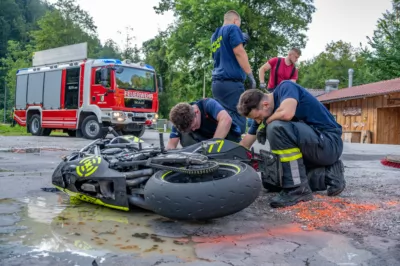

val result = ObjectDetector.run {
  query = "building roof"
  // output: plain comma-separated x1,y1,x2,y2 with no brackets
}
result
317,77,400,103
306,89,326,97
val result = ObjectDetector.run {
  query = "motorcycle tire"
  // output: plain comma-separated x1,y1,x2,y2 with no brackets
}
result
143,160,262,221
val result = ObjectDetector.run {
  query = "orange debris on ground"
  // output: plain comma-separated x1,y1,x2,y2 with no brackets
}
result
277,194,396,230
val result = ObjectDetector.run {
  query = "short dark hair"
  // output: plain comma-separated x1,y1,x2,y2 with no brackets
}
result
290,47,301,56
237,89,268,117
169,103,195,132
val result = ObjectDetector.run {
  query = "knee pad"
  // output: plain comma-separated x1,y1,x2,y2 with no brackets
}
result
259,150,283,187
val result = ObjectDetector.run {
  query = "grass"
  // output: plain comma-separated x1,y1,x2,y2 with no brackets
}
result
157,127,172,133
0,123,67,136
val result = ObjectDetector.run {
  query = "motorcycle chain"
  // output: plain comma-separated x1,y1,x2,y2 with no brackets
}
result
148,161,220,175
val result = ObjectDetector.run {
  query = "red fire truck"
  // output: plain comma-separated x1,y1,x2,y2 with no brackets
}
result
13,43,161,139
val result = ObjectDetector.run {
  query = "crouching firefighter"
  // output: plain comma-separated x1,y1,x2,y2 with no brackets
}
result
237,81,345,208
166,98,242,149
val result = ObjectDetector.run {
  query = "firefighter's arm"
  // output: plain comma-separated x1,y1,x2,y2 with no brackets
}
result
166,138,180,150
214,110,232,139
166,126,181,150
258,62,271,84
240,134,257,149
206,99,232,139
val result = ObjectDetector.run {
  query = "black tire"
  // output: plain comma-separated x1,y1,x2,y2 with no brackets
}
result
81,115,106,140
29,114,44,136
143,160,262,221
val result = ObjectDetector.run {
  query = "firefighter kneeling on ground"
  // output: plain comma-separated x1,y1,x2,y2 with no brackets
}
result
237,81,345,208
166,98,243,150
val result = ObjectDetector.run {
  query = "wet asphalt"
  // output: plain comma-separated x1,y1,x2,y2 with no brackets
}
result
0,131,399,266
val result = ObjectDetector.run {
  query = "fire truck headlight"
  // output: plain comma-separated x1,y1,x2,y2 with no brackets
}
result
112,111,124,118
155,113,159,119
117,117,124,122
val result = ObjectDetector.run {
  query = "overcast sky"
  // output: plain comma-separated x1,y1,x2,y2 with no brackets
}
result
48,0,393,61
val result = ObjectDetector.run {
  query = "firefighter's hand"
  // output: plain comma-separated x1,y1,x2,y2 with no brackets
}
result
247,73,256,89
256,126,267,145
259,82,266,90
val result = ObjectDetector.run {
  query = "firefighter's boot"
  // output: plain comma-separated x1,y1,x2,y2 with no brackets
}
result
307,166,327,192
269,183,313,208
325,159,346,196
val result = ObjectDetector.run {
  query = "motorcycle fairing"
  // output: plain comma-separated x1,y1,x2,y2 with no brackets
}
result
177,138,251,161
52,155,130,211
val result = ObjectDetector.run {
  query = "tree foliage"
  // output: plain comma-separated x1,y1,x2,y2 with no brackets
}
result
297,41,379,89
142,0,316,117
361,0,400,81
2,0,400,120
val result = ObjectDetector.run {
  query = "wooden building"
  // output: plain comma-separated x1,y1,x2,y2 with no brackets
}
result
317,78,400,145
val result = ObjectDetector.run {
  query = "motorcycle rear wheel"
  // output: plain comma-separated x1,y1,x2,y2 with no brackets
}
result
143,160,262,221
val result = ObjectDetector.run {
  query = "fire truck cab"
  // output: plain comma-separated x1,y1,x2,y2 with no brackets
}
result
13,43,161,139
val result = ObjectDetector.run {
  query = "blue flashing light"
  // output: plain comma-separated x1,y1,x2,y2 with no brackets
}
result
99,58,122,64
16,68,28,74
145,64,154,70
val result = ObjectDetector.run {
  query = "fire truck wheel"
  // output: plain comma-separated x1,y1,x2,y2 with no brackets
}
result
29,114,44,136
81,115,107,140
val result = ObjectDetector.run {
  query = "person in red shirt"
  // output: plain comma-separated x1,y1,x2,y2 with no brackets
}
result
258,48,301,92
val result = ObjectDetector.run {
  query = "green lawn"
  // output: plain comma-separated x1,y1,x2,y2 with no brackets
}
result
157,128,172,133
0,124,66,136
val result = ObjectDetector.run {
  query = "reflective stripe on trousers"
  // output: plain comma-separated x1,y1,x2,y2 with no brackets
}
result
272,147,303,186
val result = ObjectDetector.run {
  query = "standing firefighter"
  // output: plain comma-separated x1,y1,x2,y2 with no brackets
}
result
210,10,256,134
259,48,301,92
237,82,345,208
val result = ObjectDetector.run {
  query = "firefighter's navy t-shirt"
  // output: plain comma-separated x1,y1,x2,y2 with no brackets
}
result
211,24,246,82
170,99,242,139
248,81,342,134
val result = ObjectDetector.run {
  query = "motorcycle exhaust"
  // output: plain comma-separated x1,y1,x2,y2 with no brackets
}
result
125,169,154,179
126,176,150,187
128,194,153,211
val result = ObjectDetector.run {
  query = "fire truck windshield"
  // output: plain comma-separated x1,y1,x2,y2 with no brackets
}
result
115,67,155,92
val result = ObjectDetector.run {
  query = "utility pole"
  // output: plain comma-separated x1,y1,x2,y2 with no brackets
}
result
3,79,6,123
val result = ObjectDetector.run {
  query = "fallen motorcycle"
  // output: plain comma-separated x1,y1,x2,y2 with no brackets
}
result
52,128,276,221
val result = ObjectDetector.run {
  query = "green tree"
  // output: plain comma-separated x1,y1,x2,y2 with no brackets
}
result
298,40,378,89
98,39,122,59
150,0,316,116
363,0,400,80
142,29,177,118
0,40,35,110
30,0,101,57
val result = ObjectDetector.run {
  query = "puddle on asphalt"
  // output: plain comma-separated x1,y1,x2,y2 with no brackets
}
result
0,190,379,265
1,190,197,261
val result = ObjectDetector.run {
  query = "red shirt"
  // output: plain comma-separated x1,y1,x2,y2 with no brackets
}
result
267,57,298,89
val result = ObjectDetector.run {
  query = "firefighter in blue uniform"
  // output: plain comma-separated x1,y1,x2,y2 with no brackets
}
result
237,82,345,208
166,98,242,149
210,10,256,135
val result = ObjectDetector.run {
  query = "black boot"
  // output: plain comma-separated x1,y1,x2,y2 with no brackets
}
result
325,159,346,196
269,183,313,208
307,166,327,192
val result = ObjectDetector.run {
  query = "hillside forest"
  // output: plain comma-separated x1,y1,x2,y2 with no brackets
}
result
1,0,400,119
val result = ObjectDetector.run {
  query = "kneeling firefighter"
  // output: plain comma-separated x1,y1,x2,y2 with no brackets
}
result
237,81,346,208
166,98,242,150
